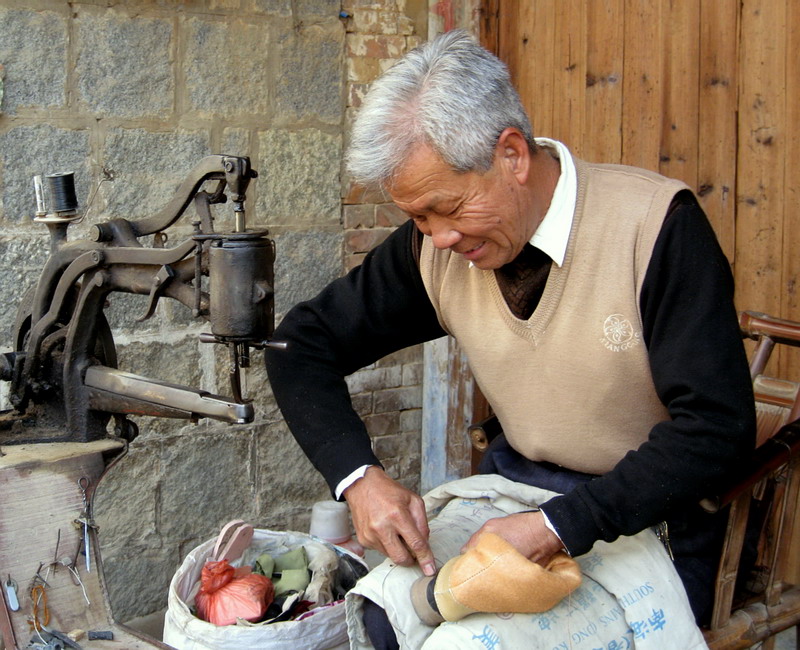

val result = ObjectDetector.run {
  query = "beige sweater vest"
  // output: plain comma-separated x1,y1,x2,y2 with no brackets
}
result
420,159,688,474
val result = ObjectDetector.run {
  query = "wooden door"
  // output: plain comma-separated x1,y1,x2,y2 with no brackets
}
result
479,0,800,581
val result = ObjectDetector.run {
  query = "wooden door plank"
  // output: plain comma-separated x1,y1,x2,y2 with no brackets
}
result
479,0,500,55
519,0,556,139
621,0,664,171
659,0,700,190
781,1,800,586
697,0,740,263
735,0,786,322
583,0,624,164
551,0,586,150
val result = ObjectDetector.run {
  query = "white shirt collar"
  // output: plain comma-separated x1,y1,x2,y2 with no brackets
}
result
528,138,576,267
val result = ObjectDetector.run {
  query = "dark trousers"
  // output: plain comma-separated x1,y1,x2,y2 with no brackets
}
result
364,434,732,648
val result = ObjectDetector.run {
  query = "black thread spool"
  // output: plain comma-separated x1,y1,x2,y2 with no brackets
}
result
46,171,78,214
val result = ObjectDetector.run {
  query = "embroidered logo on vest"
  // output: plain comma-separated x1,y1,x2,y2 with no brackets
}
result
601,313,642,352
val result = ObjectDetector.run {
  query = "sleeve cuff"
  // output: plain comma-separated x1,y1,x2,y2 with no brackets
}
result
540,509,570,556
334,464,373,500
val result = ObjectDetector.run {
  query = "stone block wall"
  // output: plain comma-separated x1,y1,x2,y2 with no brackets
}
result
0,0,427,623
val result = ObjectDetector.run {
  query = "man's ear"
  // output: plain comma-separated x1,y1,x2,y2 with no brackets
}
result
496,127,531,185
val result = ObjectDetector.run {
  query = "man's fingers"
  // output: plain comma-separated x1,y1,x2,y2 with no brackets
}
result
344,467,434,573
407,498,436,575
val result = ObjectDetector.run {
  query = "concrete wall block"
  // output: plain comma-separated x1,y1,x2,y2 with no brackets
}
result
76,12,173,118
94,439,160,544
375,202,406,227
0,8,67,114
366,412,400,439
257,129,341,226
342,1,389,9
346,365,402,394
383,451,420,484
101,128,211,221
398,14,415,35
0,125,91,222
0,237,49,342
396,474,420,493
101,545,175,621
373,385,422,413
373,429,417,459
346,34,406,58
159,430,256,540
402,361,422,386
345,226,391,253
295,0,342,20
208,0,243,9
222,127,251,157
343,176,386,205
254,419,330,526
104,292,161,335
252,0,292,16
346,55,382,84
350,392,373,417
185,17,271,116
271,229,342,319
343,203,374,229
348,81,369,108
275,23,345,124
350,8,399,35
399,407,421,433
114,337,203,389
377,344,423,367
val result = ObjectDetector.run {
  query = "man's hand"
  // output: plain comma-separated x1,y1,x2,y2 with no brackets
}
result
343,466,436,576
461,511,563,566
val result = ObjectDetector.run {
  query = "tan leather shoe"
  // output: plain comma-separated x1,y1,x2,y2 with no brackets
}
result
411,532,581,624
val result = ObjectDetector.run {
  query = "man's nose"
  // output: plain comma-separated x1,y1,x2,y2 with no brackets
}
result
430,221,463,249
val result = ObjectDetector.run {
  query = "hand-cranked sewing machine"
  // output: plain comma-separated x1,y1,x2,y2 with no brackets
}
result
0,156,283,648
0,154,284,446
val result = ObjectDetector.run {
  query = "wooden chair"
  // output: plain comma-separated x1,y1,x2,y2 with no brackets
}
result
468,310,800,649
702,311,800,649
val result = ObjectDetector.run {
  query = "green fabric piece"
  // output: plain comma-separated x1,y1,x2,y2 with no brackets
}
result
274,546,308,572
272,568,310,596
253,553,275,577
252,546,310,596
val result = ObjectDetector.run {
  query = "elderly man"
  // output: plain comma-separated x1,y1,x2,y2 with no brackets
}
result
265,29,754,641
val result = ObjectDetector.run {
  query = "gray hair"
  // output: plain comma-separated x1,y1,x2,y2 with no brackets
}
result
346,29,535,189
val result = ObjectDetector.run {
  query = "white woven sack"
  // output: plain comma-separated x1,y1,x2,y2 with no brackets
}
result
163,528,365,650
346,475,708,650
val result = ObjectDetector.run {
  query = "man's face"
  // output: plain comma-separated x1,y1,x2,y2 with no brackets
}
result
388,142,533,270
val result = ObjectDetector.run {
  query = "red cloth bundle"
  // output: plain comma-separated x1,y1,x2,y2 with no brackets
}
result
196,559,274,626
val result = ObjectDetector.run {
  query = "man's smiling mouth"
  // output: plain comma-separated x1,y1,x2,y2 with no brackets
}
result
461,241,486,259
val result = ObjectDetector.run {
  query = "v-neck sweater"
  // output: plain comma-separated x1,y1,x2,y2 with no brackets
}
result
419,159,682,474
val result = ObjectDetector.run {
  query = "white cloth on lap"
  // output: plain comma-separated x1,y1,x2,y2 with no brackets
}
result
345,474,707,649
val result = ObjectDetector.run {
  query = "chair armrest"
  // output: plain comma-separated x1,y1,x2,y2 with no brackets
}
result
469,415,503,452
700,419,800,513
741,311,800,347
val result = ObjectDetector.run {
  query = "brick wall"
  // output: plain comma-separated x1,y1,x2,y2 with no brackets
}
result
337,1,429,495
0,0,428,623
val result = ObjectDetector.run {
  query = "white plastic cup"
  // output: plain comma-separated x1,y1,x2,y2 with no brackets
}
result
309,500,352,544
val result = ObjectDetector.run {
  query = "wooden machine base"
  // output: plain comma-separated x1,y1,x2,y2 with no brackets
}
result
0,440,172,649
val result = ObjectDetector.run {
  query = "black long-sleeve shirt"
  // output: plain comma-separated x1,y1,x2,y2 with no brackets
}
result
265,194,755,556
